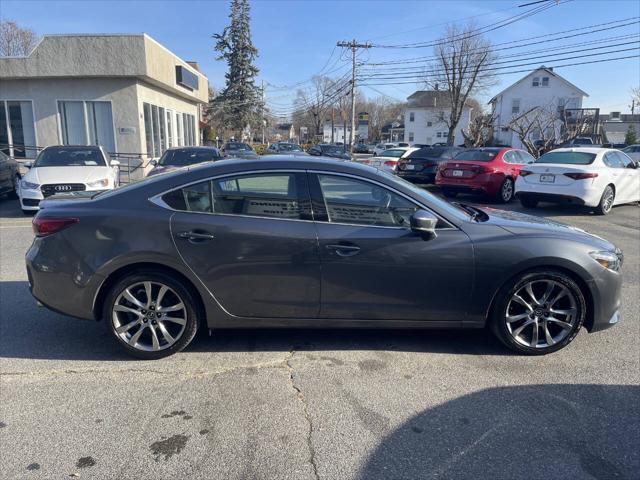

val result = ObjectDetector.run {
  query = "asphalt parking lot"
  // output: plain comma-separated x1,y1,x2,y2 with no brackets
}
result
1,193,638,480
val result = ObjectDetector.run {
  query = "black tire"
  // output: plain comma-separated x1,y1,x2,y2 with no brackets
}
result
8,175,20,199
520,196,538,208
102,270,200,359
490,269,586,355
442,188,458,198
496,177,514,203
595,185,615,215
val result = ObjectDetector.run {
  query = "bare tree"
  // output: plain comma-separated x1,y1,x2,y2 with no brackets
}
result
360,96,404,142
630,87,640,114
0,20,38,56
461,112,495,147
425,22,497,145
293,75,336,139
507,106,558,156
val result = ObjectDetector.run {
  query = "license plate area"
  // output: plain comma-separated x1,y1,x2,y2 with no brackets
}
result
540,174,555,183
452,169,464,177
404,164,415,170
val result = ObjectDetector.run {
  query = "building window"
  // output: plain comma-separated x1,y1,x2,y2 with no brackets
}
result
58,101,115,153
143,102,197,157
541,77,549,87
436,132,442,138
409,112,415,122
512,99,520,115
426,121,432,127
176,112,182,146
408,132,414,142
1,100,37,158
532,77,540,87
166,110,174,148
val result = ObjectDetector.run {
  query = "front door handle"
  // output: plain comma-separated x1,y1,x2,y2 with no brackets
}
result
326,243,361,257
177,231,215,241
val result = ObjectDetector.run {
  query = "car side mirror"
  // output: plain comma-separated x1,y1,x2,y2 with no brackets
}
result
410,209,438,239
628,162,638,169
149,159,158,166
110,160,120,166
24,161,33,169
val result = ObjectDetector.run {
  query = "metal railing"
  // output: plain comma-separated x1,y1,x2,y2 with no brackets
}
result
1,144,154,185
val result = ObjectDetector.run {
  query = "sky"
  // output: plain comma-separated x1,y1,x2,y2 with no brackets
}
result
2,0,639,117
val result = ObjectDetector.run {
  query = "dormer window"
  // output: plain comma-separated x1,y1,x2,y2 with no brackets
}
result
532,77,540,87
542,77,549,87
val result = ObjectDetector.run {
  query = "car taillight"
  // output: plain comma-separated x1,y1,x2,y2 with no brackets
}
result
563,172,599,180
472,165,493,174
519,170,534,177
384,160,396,167
32,217,79,237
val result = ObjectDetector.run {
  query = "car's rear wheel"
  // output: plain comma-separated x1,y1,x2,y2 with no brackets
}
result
595,185,615,215
442,188,458,198
103,271,199,359
520,195,538,208
497,177,514,203
490,269,586,355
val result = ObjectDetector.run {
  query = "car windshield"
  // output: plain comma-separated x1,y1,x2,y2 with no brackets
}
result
454,150,498,162
158,149,220,166
322,146,344,155
536,151,597,165
572,138,593,145
408,147,449,159
277,144,302,152
380,149,406,158
225,142,253,151
34,148,106,167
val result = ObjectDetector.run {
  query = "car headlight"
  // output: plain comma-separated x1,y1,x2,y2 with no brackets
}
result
87,178,110,188
589,250,622,272
21,179,40,190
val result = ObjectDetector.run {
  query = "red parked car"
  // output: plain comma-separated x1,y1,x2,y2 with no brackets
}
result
435,147,536,203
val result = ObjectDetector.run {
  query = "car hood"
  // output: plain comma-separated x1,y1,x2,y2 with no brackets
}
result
25,166,112,185
480,207,615,250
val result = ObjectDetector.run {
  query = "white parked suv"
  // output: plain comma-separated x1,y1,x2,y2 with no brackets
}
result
19,145,120,214
515,147,639,215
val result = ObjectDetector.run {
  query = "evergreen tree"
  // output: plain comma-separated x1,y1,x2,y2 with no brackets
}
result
213,0,260,139
624,125,637,145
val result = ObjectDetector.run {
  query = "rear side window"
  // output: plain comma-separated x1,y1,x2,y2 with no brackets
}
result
162,173,306,219
316,174,417,228
536,152,596,165
454,150,498,162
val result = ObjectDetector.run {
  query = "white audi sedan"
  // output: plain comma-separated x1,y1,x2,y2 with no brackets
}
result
19,145,120,214
515,147,639,215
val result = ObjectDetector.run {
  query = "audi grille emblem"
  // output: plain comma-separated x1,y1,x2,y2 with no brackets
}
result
55,185,73,191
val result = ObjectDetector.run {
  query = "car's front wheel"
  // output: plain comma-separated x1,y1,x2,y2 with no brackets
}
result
103,271,200,359
490,269,586,355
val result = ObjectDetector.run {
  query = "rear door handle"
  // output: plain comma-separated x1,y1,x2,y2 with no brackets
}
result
177,231,215,241
326,243,361,257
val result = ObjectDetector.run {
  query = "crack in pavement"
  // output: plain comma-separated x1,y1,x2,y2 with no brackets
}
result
284,350,320,480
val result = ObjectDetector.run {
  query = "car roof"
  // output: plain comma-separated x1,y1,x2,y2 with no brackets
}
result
165,146,219,151
550,147,611,153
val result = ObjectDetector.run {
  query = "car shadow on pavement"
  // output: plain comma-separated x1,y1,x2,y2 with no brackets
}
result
358,383,640,480
0,281,510,361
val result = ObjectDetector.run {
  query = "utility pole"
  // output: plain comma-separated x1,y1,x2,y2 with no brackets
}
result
337,39,371,152
261,80,265,144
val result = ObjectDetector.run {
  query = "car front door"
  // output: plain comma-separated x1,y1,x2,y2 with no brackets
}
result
309,172,474,321
614,151,640,202
168,171,320,318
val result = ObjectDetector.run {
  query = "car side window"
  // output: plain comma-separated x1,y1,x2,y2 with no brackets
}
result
503,151,517,164
518,150,536,164
615,152,633,168
603,152,624,169
162,173,307,220
316,174,418,228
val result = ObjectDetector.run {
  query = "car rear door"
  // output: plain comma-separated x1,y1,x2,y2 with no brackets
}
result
309,171,474,321
168,171,321,318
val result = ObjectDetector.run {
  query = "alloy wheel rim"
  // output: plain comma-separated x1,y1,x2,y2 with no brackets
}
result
502,179,513,201
112,281,187,352
603,188,614,212
505,279,577,348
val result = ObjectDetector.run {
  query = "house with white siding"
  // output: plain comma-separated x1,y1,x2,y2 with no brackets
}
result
489,66,588,148
403,91,473,146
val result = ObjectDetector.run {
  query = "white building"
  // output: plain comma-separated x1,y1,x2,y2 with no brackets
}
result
323,122,352,143
404,91,472,146
0,34,209,161
489,66,588,148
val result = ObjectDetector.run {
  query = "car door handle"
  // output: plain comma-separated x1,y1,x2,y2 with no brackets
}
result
177,231,215,241
325,243,361,257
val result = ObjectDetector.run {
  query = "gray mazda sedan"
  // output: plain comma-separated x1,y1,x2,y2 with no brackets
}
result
26,156,623,359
